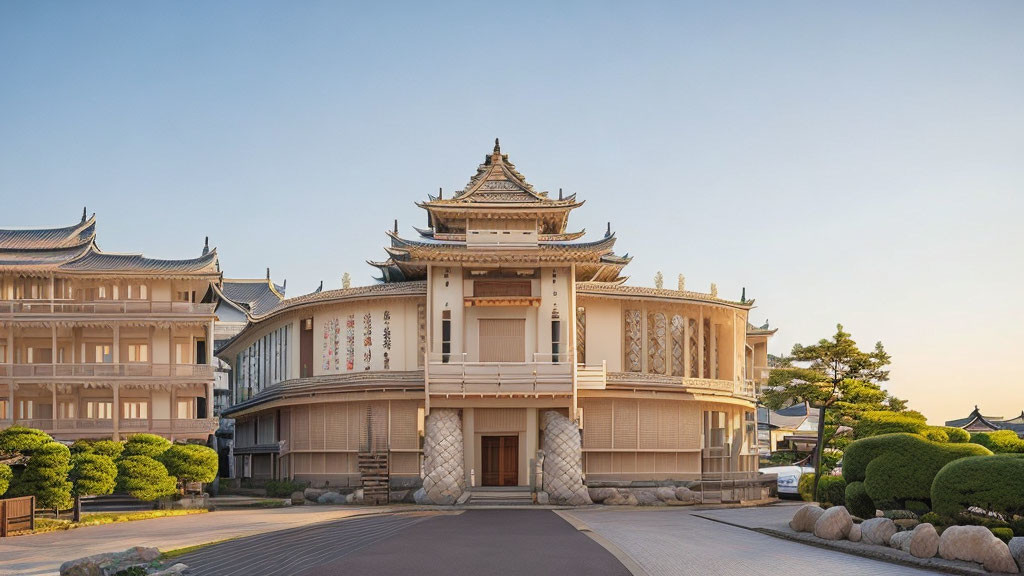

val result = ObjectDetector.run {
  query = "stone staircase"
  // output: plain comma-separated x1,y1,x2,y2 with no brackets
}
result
464,486,534,506
358,452,390,505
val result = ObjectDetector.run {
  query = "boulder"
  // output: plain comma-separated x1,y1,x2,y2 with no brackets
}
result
413,487,430,505
605,492,638,506
536,491,550,505
633,489,665,506
848,523,862,542
813,506,852,540
1009,538,1024,574
151,563,191,576
939,525,997,563
290,491,305,505
981,537,1019,574
860,517,897,546
345,493,355,504
890,531,913,551
909,523,939,559
789,504,825,533
588,487,619,503
894,519,920,530
59,547,161,576
317,491,345,505
304,487,327,501
654,487,678,502
674,487,698,503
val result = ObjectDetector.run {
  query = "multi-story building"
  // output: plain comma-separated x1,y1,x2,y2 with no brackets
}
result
0,211,221,441
219,141,776,502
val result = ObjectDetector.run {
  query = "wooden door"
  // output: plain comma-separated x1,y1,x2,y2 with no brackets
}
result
481,435,519,486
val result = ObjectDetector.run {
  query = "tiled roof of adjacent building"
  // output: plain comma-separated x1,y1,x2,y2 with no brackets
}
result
0,213,97,250
946,406,1024,435
217,272,287,317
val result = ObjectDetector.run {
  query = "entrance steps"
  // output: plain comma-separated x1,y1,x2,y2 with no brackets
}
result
464,486,534,506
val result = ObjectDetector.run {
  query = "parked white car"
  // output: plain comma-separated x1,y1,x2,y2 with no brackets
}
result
759,465,815,497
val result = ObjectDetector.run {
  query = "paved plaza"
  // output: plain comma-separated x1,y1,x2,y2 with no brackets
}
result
0,504,947,576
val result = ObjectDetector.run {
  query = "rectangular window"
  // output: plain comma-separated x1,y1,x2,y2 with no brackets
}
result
112,285,119,300
18,400,33,419
95,345,112,363
441,310,452,363
127,344,149,362
59,401,76,419
176,399,193,419
705,410,727,449
551,320,561,363
98,286,107,300
122,401,148,419
0,399,7,419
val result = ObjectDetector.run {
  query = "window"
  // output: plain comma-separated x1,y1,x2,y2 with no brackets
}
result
127,284,148,300
112,285,119,300
123,401,148,419
86,401,113,419
59,401,76,419
98,286,107,300
175,290,194,303
95,345,112,363
705,411,727,449
17,400,33,419
127,344,148,363
0,399,7,419
551,319,561,363
176,399,193,419
441,310,451,363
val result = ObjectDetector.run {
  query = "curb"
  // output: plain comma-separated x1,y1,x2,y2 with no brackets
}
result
554,510,650,576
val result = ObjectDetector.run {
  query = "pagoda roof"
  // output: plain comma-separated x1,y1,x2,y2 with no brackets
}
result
0,211,219,277
747,320,778,336
576,281,753,310
945,406,1004,431
412,226,587,242
215,274,286,317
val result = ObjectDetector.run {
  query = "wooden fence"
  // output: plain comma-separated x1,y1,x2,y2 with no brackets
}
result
0,495,35,537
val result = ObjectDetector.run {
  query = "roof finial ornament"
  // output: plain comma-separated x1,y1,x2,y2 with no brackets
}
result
654,271,664,290
678,274,685,292
394,219,399,235
266,267,271,281
494,137,501,154
741,287,746,303
81,207,87,222
317,280,323,293
282,279,287,290
710,282,718,298
342,272,351,289
438,187,442,200
559,188,563,200
605,222,612,238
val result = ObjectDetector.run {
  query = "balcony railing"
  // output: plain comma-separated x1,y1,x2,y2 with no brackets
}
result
0,363,213,379
605,372,758,398
2,418,218,434
466,229,538,248
0,299,216,315
426,352,572,395
576,361,607,390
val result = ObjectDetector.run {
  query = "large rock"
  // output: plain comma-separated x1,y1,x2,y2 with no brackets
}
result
813,506,853,540
60,547,161,576
421,408,466,505
894,519,920,530
674,487,698,503
789,504,825,532
1009,538,1024,573
604,492,638,506
633,489,665,506
909,523,939,559
860,517,897,546
939,525,998,563
889,531,913,551
304,487,327,501
655,487,678,502
848,523,862,542
536,491,550,505
290,491,305,505
541,411,592,505
151,564,191,576
317,491,345,504
981,537,1019,574
588,487,619,503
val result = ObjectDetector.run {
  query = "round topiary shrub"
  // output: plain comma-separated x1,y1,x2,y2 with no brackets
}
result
845,481,875,519
922,428,949,443
905,500,930,516
116,455,177,501
855,412,927,439
9,441,73,511
943,427,970,443
70,453,118,497
0,462,11,497
798,473,816,502
816,475,846,506
931,454,1024,520
91,440,124,460
990,527,1014,543
121,433,171,459
0,426,53,456
158,444,218,490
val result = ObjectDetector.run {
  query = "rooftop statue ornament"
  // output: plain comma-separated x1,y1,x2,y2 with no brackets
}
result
493,137,501,154
266,268,271,281
342,272,351,289
710,283,718,298
202,236,209,256
393,219,399,235
605,222,612,238
678,274,685,292
741,287,746,303
760,320,770,330
559,188,563,200
81,206,87,222
654,271,663,290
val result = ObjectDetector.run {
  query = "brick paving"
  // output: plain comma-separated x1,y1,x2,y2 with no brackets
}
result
568,506,943,576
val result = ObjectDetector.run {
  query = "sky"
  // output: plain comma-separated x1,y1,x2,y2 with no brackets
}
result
1,1,1022,425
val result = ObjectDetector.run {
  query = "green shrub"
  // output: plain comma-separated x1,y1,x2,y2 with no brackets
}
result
158,444,218,488
264,479,307,498
70,453,118,497
1010,518,1024,537
905,500,930,516
970,430,1024,454
845,481,875,518
855,412,927,439
121,434,171,459
843,433,990,509
0,463,11,497
115,456,177,501
0,426,53,456
931,454,1024,519
883,509,919,520
70,439,94,454
991,527,1014,543
816,476,846,506
92,440,124,459
943,427,970,443
919,512,953,527
798,473,816,502
922,428,949,443
10,441,73,510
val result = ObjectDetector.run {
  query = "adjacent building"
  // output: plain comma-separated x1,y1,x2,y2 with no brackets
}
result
946,406,1024,438
0,211,221,441
219,141,776,502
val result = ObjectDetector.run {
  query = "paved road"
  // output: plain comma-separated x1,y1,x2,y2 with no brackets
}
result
568,507,942,576
0,506,387,576
180,510,631,576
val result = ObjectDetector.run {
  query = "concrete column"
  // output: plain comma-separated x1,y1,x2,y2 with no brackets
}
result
683,316,691,378
207,320,215,365
462,408,474,487
526,408,539,489
206,381,215,419
112,383,120,441
698,308,705,378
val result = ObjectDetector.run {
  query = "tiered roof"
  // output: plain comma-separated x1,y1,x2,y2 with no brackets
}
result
0,210,219,277
371,139,631,282
214,270,287,317
946,406,1024,435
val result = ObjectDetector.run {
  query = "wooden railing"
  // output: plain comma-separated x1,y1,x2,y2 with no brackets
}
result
466,229,538,248
0,495,35,537
0,299,216,315
1,418,218,434
0,363,213,379
576,361,607,390
427,353,572,395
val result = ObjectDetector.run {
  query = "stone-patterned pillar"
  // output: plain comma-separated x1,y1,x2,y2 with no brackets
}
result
418,408,465,505
541,411,592,505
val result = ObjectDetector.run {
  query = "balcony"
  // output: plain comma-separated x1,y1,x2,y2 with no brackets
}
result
425,353,572,396
7,418,218,435
466,229,538,248
0,299,216,316
605,372,758,399
576,361,607,390
0,363,213,380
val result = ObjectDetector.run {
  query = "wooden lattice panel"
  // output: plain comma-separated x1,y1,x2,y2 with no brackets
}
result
291,406,309,451
688,318,699,378
576,306,586,364
475,408,527,433
581,399,613,450
325,404,349,448
613,400,638,449
309,405,325,450
388,401,419,450
390,452,419,475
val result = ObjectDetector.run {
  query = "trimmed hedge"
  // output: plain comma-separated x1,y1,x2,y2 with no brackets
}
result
855,411,927,439
0,426,53,456
0,462,11,497
843,433,991,510
816,475,846,506
121,434,172,459
931,454,1024,519
70,453,118,497
991,527,1014,543
845,481,874,518
116,456,177,501
159,444,218,486
969,430,1024,454
10,441,73,510
265,479,307,498
922,428,949,443
71,439,125,460
943,427,970,443
798,473,815,502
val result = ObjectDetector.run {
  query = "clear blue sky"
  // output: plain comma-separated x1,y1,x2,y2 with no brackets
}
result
2,1,1022,423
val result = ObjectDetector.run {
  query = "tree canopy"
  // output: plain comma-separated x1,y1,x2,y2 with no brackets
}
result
159,444,218,487
0,462,11,497
70,453,118,497
0,426,54,459
121,433,172,459
116,455,177,501
9,441,73,510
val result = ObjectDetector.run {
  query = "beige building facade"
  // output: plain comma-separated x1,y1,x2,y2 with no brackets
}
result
220,141,774,501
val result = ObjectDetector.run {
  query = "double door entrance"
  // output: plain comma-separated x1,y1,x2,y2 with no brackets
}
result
481,435,518,486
